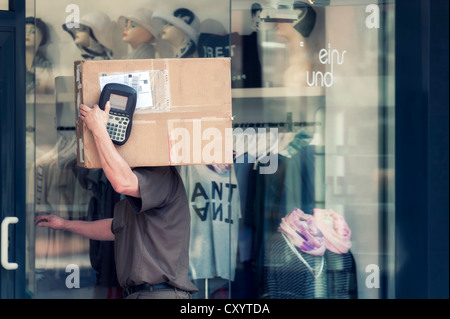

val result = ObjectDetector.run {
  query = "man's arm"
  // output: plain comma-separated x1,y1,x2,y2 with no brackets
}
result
35,215,114,241
79,102,140,197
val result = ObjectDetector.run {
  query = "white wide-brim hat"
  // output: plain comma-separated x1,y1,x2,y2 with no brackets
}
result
152,8,200,44
118,8,158,39
63,11,113,50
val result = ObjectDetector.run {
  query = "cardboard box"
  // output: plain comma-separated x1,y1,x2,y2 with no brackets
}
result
75,58,233,168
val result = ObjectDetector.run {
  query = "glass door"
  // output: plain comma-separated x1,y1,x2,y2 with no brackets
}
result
25,0,234,299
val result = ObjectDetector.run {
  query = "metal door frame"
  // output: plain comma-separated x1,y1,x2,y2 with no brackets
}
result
0,0,26,299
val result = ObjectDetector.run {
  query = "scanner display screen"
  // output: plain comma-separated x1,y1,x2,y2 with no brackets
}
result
109,93,128,111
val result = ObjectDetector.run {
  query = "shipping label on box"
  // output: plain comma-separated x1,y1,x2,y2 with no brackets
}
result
75,58,233,168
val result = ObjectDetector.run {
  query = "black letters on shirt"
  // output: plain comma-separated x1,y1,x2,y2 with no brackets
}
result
192,183,209,201
191,182,237,224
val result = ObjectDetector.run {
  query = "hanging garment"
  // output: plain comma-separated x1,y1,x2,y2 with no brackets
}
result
179,165,241,281
313,208,358,299
263,232,328,299
234,153,258,263
324,250,358,299
250,142,316,290
230,32,262,88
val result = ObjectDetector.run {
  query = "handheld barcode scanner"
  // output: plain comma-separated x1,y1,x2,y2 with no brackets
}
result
99,83,137,145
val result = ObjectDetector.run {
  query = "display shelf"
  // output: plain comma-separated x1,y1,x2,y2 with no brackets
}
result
232,86,324,99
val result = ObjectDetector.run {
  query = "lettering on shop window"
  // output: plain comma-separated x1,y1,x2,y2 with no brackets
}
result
306,43,347,88
65,4,80,29
191,182,237,224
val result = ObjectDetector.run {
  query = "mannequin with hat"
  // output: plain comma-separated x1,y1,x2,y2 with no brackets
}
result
275,1,318,87
62,11,113,60
118,8,159,59
26,17,53,94
152,8,200,59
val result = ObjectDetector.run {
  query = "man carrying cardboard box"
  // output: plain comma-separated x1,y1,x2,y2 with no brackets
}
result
35,101,198,299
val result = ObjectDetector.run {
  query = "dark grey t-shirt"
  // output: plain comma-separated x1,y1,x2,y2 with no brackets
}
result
111,166,198,293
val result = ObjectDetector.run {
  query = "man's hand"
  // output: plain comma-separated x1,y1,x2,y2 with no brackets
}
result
79,100,140,198
35,215,66,230
79,101,111,137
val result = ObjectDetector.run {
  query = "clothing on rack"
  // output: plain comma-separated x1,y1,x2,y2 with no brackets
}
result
249,134,316,292
324,250,358,299
179,165,241,281
235,153,257,263
231,32,262,88
263,232,328,299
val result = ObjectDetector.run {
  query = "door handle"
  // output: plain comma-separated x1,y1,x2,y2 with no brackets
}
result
1,217,19,270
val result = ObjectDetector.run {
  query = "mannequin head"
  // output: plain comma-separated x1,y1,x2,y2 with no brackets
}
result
25,17,48,51
276,20,298,40
122,19,154,50
152,8,200,58
251,3,263,32
25,24,42,50
119,8,158,52
161,23,187,48
74,25,91,48
62,11,113,59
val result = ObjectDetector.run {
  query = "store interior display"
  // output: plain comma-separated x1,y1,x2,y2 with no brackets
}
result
25,0,394,300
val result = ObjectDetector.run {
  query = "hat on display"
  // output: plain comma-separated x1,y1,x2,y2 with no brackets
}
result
292,1,316,37
62,11,113,50
118,8,158,39
199,19,227,36
259,0,316,37
152,8,200,44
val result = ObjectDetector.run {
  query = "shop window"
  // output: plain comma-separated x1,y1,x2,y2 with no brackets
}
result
25,0,395,300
